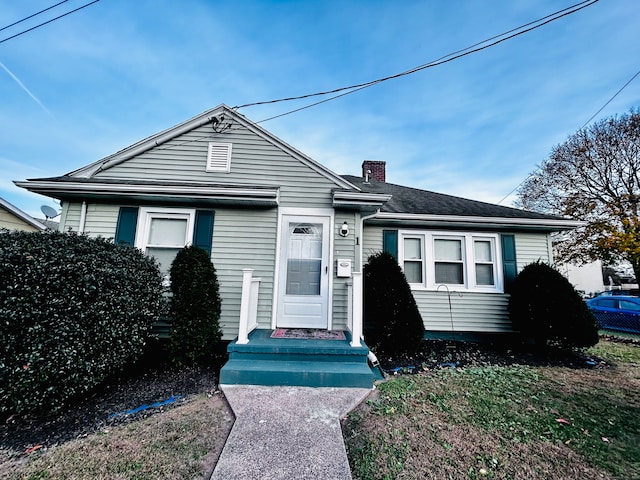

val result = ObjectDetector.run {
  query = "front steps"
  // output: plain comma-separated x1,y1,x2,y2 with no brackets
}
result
219,329,376,388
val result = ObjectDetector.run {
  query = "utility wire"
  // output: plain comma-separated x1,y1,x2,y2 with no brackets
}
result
0,1,69,33
497,66,640,205
234,0,598,111
0,0,100,45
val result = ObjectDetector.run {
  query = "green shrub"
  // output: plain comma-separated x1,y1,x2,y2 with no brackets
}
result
0,230,164,416
508,260,598,348
169,246,222,365
364,251,425,355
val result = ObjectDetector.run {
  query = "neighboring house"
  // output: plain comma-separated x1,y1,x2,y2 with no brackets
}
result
0,197,47,232
559,260,605,297
15,105,579,388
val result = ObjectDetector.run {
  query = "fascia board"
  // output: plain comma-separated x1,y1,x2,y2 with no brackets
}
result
69,106,228,178
0,197,47,230
14,180,279,202
369,212,583,231
332,191,392,207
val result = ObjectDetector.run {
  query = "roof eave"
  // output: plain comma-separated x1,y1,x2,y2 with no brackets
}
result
14,180,280,208
368,212,582,231
0,197,47,230
332,191,392,209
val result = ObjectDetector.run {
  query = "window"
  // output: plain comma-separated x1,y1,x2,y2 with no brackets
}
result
434,238,464,284
135,207,196,277
398,231,502,292
403,237,423,284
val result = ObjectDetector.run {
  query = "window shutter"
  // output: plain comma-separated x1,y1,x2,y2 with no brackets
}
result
501,234,517,292
382,229,398,260
192,210,215,256
114,207,139,246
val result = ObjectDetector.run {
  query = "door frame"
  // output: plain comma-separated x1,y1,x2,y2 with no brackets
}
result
272,207,334,330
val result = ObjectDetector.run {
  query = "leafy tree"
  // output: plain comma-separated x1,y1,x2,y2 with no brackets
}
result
363,251,425,355
169,246,222,365
517,109,640,281
508,261,598,349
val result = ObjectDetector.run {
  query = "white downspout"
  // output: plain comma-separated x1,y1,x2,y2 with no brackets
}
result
78,201,87,233
357,209,380,273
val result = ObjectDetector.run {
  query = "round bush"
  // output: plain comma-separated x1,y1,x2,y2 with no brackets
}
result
0,230,164,417
169,246,222,365
508,261,598,348
364,251,425,355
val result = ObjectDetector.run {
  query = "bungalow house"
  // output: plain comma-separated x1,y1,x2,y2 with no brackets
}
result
0,197,47,232
16,105,579,388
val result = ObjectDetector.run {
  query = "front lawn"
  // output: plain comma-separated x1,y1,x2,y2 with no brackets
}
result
343,338,640,480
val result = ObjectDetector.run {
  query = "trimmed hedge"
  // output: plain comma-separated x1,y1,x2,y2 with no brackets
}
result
508,260,599,348
0,230,164,416
169,245,222,365
364,251,425,355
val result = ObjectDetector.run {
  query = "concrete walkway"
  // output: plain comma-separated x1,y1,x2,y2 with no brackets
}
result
210,385,371,480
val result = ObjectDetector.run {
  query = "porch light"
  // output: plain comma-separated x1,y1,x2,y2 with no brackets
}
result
340,221,349,237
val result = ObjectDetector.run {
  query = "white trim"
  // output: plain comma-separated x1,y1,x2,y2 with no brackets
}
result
206,142,232,173
0,197,47,230
271,208,334,329
398,229,503,293
134,207,196,278
371,212,582,231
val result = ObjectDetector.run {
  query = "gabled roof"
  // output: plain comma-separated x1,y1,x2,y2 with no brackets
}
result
0,197,47,231
340,175,580,231
67,104,358,192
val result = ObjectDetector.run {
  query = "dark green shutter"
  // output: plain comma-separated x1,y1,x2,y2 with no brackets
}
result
114,207,139,246
501,234,517,292
382,229,398,260
192,210,215,256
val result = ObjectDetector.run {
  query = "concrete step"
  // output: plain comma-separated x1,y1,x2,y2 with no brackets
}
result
219,358,375,388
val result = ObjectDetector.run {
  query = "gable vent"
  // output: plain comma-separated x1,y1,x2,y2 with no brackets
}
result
206,142,232,173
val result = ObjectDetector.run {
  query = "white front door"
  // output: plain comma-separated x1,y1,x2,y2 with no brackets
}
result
276,215,331,328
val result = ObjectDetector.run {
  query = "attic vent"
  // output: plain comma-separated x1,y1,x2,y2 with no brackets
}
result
206,142,232,172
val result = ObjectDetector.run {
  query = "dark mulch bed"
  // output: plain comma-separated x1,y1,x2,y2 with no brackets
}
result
3,334,635,456
374,336,621,375
1,343,225,455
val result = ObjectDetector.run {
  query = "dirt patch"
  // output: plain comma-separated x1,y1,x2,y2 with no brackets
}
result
1,351,224,455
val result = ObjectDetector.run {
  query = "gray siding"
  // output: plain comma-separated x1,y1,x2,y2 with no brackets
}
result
361,226,552,333
94,123,340,208
212,208,278,339
331,211,359,330
515,233,552,270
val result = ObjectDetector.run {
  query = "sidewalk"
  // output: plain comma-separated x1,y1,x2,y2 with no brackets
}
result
210,385,371,480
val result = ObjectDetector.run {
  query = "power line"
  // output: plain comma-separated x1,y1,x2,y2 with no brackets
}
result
0,0,100,45
497,66,640,205
0,1,69,33
578,68,640,130
234,0,599,111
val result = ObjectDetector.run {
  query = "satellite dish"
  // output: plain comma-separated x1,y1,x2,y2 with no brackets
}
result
41,205,59,219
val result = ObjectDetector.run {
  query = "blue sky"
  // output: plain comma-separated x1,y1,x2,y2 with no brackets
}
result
1,0,639,219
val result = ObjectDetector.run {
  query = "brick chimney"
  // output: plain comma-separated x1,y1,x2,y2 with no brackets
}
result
362,160,386,182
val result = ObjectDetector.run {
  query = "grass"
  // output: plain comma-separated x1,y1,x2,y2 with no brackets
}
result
344,339,640,480
0,394,234,480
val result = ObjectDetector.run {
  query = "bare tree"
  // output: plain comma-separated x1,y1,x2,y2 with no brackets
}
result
517,109,640,281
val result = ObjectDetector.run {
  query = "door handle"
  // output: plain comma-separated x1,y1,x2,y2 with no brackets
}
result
326,266,328,274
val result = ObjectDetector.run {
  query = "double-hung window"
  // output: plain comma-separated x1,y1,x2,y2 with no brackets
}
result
399,231,502,292
135,207,196,277
402,236,424,284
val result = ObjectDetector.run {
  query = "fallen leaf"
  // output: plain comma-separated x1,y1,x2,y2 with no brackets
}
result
556,418,571,425
601,437,609,443
24,445,42,455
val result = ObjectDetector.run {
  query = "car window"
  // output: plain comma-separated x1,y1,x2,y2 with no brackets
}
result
619,300,640,311
597,299,618,308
